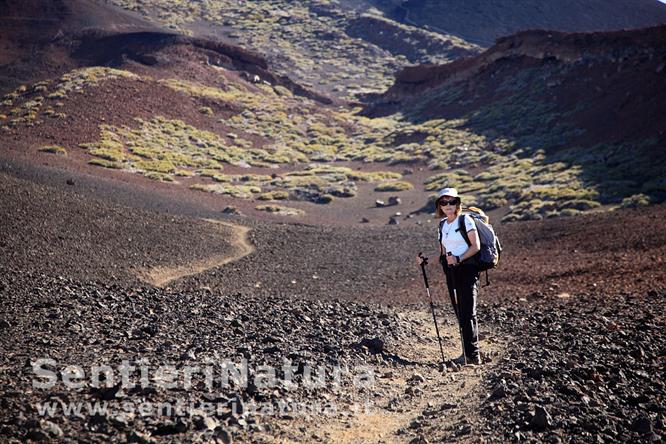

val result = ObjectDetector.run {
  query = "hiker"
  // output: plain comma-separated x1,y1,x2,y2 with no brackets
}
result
436,188,481,365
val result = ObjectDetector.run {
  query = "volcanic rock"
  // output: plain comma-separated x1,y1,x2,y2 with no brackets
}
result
357,337,384,354
530,406,553,430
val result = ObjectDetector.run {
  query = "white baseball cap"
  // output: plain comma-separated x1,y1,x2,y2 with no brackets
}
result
437,187,459,199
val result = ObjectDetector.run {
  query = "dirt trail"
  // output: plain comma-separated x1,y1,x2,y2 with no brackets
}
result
137,219,254,287
252,309,506,443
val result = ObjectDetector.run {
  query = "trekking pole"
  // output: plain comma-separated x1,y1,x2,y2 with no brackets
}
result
447,253,467,365
418,253,446,368
474,317,481,365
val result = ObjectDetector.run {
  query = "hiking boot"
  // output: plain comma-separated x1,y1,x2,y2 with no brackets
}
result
451,354,482,366
467,355,482,365
451,355,466,365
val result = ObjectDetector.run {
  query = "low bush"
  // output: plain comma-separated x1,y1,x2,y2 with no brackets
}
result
89,159,122,169
144,172,174,182
38,145,67,155
620,194,651,208
255,204,304,216
375,181,413,192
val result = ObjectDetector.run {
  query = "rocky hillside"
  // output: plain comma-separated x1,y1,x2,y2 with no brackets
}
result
97,0,666,98
2,2,666,443
0,0,158,92
365,26,666,221
1,157,665,443
2,0,665,226
98,0,480,99
1,0,441,225
368,0,666,46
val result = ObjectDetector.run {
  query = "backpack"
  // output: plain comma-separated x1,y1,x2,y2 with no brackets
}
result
438,207,502,284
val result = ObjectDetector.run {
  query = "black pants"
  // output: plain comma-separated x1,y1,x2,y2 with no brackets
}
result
443,263,480,360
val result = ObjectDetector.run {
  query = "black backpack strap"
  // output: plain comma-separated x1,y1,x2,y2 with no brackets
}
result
438,219,445,244
458,215,471,247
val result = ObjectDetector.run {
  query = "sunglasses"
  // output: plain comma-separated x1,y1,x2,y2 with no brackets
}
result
439,199,459,206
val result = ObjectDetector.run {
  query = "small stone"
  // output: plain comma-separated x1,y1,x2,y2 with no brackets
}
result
127,431,154,443
25,430,49,441
489,383,507,400
409,419,422,429
110,414,130,429
152,419,188,435
531,406,553,430
388,196,401,206
66,179,75,186
630,347,645,360
214,428,233,444
263,345,281,354
631,416,652,434
358,337,384,354
95,383,122,400
409,372,426,384
194,415,218,431
222,206,241,215
0,319,10,330
229,395,244,416
40,420,63,438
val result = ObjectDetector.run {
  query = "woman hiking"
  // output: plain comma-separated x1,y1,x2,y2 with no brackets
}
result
436,188,481,365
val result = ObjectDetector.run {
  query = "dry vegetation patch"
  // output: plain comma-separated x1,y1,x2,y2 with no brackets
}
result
102,0,478,99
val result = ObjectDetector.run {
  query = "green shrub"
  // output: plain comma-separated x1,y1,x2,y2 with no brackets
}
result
90,148,124,162
348,171,402,182
190,183,261,198
89,159,122,169
257,191,289,200
135,160,176,174
255,204,304,216
199,168,223,177
38,145,67,155
374,181,413,192
560,208,581,217
560,199,601,211
144,172,174,182
317,194,334,204
620,194,651,208
501,213,520,223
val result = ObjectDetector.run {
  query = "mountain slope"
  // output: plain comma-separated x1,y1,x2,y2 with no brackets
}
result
0,0,437,225
365,26,666,220
0,0,159,91
99,0,481,99
370,0,666,46
3,0,665,225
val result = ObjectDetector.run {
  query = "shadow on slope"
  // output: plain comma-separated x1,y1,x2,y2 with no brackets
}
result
369,0,666,47
0,0,333,103
364,26,666,217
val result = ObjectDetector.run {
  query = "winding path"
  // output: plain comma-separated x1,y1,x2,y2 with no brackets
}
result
137,219,254,287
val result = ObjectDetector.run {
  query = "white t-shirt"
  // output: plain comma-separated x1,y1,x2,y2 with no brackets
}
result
439,214,476,257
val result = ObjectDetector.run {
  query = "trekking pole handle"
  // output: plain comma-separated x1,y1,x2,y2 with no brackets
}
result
418,252,430,289
446,251,457,268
